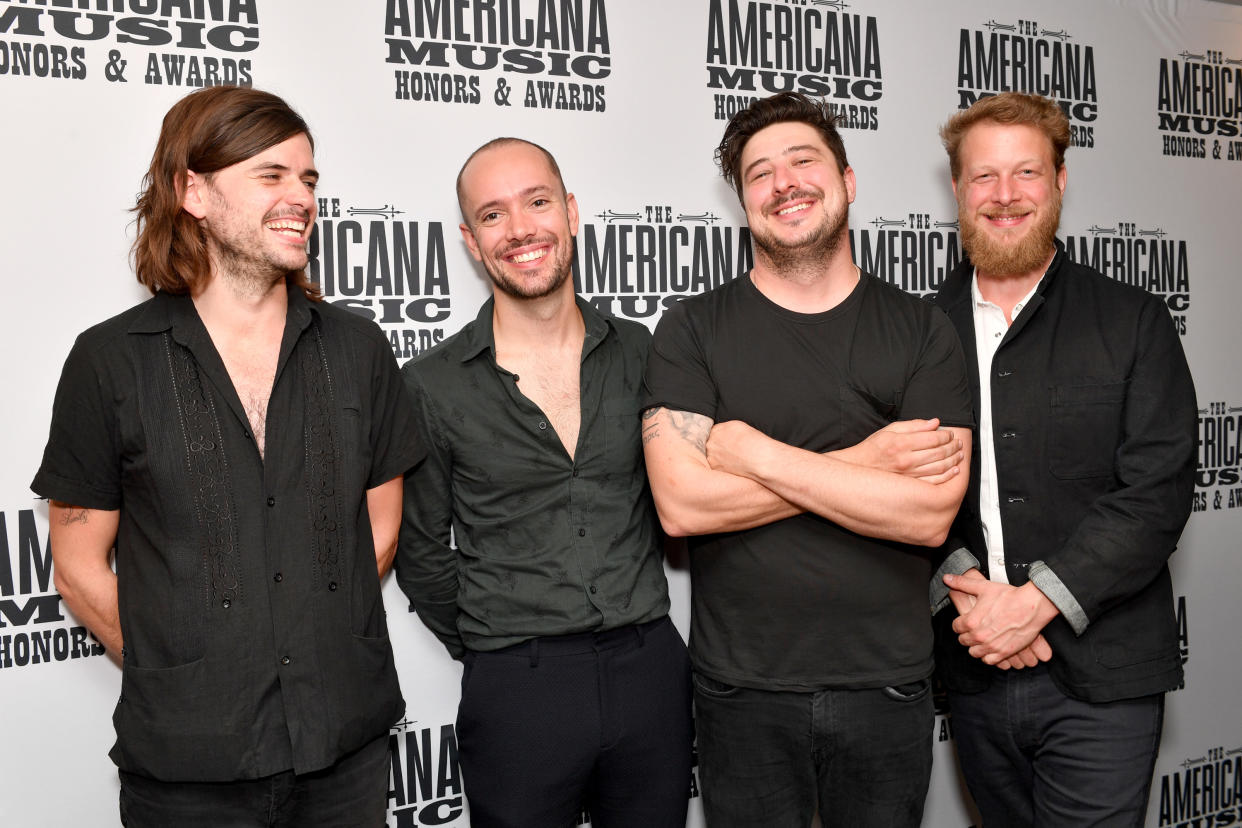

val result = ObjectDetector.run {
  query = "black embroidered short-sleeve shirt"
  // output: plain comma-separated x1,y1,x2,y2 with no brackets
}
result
32,285,423,782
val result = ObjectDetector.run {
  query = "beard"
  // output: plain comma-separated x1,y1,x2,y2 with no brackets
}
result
203,194,309,296
750,188,849,274
959,188,1061,278
483,235,574,301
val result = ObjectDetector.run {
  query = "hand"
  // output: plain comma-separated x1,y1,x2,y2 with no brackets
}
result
947,569,1052,670
944,573,1059,666
839,419,963,483
705,420,769,477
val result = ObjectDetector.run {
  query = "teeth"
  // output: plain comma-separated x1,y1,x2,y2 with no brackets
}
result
777,203,809,215
266,219,306,234
510,249,546,263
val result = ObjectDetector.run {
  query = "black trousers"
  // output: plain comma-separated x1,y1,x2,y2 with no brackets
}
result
456,616,693,828
118,733,389,827
949,664,1165,828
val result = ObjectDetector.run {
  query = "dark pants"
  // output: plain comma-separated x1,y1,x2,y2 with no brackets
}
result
118,733,389,828
693,672,934,828
456,616,693,828
948,664,1165,828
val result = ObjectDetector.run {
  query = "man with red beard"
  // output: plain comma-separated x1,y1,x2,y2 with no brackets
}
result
32,87,422,825
395,138,693,827
642,92,974,826
932,92,1197,826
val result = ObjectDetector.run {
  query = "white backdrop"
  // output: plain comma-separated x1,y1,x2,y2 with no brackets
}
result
2,1,1240,825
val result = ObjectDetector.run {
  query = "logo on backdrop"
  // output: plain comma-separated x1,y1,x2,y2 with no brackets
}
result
955,18,1097,149
1193,400,1242,512
0,508,107,671
1174,595,1189,692
308,197,452,362
387,718,466,827
1062,222,1192,335
384,0,610,112
1155,743,1242,827
0,0,257,86
1156,47,1242,161
848,212,962,299
573,204,752,324
704,0,882,128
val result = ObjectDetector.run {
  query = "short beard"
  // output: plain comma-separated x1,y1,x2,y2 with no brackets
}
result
751,196,849,278
959,188,1061,278
484,238,573,301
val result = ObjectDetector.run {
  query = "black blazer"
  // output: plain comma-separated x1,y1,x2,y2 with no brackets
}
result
932,242,1197,703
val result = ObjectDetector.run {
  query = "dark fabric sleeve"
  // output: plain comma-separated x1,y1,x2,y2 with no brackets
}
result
363,326,425,488
898,306,975,430
393,362,464,659
1038,297,1196,625
641,299,718,419
30,336,122,510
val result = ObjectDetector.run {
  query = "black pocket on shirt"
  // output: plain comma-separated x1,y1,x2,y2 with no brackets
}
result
1049,381,1126,479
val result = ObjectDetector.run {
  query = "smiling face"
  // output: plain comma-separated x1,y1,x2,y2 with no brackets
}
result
183,132,318,290
458,141,578,302
737,121,855,270
953,120,1066,280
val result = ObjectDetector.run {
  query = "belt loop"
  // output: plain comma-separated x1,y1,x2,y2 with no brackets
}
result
529,638,540,668
635,623,646,647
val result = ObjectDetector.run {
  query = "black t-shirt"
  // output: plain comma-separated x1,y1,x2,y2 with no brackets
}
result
644,272,972,691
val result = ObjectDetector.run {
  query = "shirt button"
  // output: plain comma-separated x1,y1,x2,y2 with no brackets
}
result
1001,430,1016,439
994,331,1001,338
997,369,1013,378
572,469,579,477
267,496,276,507
273,572,283,583
221,598,231,609
328,581,338,592
589,585,598,594
578,528,586,537
281,656,291,666
538,421,548,430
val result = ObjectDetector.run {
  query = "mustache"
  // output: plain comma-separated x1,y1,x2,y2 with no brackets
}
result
766,189,823,212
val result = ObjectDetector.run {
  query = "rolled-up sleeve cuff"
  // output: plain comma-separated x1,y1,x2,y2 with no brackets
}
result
1029,560,1088,635
930,546,980,614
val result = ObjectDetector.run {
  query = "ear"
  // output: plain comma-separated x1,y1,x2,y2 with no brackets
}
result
951,176,959,200
1056,165,1067,197
459,222,483,262
565,192,579,236
182,170,208,219
842,167,857,204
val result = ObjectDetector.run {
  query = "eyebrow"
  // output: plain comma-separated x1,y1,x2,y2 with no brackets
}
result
473,184,555,218
742,144,824,180
251,161,320,181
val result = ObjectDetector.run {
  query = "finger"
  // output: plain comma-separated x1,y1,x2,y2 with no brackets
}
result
1031,635,1053,661
882,418,940,434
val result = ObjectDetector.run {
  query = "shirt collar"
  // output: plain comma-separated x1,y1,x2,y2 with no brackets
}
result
458,294,614,364
126,280,319,339
969,238,1066,313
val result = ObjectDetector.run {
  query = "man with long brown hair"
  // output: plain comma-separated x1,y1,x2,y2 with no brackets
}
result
32,86,422,826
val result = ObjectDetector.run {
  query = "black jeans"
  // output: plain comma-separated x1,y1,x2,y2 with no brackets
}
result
456,616,693,828
118,733,389,827
949,663,1164,828
693,672,934,828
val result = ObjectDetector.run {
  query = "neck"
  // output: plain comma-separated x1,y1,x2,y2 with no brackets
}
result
750,240,859,314
192,272,289,339
491,284,584,354
975,247,1056,320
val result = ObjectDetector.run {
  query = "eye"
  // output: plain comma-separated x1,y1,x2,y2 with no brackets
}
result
303,179,318,191
531,198,550,208
481,211,501,223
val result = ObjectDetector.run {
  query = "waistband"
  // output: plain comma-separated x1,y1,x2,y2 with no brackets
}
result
471,616,671,665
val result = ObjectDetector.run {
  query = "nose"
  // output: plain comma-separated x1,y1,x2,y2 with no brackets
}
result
505,207,536,241
284,178,315,214
771,163,798,194
992,174,1017,204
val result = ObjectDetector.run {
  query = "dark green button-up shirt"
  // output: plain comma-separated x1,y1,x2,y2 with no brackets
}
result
396,297,670,657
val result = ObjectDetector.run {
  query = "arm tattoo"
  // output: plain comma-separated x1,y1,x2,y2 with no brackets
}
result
669,410,711,454
641,408,661,446
55,505,89,526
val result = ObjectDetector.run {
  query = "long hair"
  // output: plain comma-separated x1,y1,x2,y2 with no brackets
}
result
131,86,319,298
940,92,1071,181
715,91,850,202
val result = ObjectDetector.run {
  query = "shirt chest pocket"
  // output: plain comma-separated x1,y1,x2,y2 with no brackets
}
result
1048,380,1127,479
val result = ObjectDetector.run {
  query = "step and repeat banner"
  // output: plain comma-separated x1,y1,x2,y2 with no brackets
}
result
2,1,1240,825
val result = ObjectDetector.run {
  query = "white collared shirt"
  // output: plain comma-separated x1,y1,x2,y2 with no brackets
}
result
971,271,1042,585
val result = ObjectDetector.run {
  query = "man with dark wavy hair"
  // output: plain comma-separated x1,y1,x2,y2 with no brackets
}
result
643,91,974,826
33,86,422,826
933,91,1196,827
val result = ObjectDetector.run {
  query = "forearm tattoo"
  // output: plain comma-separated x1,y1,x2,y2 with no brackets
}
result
53,503,89,526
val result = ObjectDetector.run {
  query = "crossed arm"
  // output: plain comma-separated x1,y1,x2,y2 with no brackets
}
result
49,502,121,655
641,407,970,547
